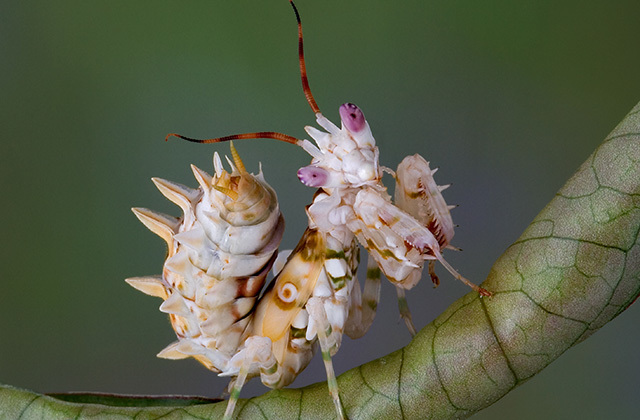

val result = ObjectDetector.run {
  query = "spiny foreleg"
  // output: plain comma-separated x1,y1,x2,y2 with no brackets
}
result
352,188,491,296
393,154,456,249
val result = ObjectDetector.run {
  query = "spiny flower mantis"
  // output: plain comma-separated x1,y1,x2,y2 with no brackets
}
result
131,1,491,419
167,0,491,332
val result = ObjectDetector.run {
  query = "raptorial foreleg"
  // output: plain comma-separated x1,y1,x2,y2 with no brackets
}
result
352,188,491,296
393,153,455,249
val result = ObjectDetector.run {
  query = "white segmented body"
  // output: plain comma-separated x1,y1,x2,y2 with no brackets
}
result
127,145,284,373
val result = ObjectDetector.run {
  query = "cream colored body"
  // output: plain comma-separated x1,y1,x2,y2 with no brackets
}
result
127,146,284,374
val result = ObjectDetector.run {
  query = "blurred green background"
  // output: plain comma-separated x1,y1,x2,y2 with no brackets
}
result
2,1,639,418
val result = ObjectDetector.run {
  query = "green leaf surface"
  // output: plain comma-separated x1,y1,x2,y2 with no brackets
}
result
45,393,219,407
2,102,639,419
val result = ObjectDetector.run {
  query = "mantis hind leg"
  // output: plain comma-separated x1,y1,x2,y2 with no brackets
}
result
306,297,346,420
223,336,278,420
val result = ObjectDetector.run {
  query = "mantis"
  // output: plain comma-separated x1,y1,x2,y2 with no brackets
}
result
130,1,491,419
128,145,380,419
167,0,490,337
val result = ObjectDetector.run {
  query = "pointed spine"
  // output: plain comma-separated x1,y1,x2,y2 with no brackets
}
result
151,177,199,215
131,207,179,247
159,292,191,317
125,276,168,299
191,164,212,191
229,141,246,173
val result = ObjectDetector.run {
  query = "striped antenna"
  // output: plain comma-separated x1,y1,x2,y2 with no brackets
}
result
166,131,302,146
166,1,317,147
289,0,321,115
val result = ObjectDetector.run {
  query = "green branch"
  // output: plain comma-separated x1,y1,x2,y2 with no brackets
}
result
2,102,639,419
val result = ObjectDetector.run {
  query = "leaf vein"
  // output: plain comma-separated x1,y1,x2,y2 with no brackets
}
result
430,324,459,410
479,297,519,384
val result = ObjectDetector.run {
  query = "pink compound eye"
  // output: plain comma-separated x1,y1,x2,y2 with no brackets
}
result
297,165,329,187
339,103,366,133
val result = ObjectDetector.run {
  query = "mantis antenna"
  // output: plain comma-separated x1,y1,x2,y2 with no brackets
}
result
166,0,320,146
289,0,321,115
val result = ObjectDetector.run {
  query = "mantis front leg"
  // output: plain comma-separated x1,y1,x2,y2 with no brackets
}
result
351,187,490,296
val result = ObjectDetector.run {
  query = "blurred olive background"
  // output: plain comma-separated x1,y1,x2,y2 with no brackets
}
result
2,1,639,418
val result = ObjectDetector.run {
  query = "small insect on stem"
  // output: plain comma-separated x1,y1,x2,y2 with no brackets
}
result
165,2,491,304
145,0,492,419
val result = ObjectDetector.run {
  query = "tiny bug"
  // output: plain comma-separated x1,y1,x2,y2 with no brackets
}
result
162,2,491,418
168,0,491,315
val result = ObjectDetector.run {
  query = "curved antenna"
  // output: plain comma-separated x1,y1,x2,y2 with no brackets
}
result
165,2,319,149
289,0,321,115
166,131,302,146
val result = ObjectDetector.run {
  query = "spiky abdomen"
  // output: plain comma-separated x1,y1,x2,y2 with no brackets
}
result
128,149,284,373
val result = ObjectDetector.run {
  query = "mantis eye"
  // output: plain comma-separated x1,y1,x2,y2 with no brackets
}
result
298,165,329,187
339,103,366,133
